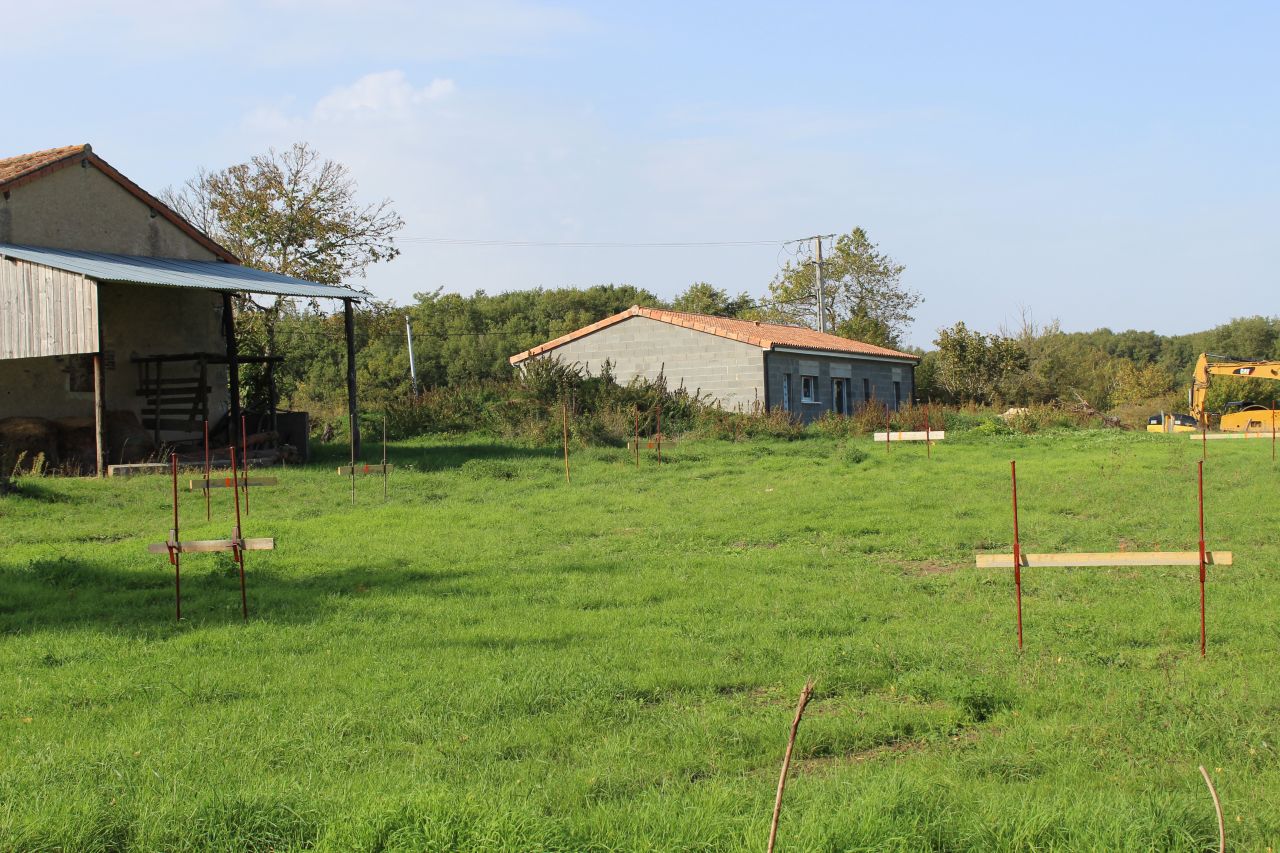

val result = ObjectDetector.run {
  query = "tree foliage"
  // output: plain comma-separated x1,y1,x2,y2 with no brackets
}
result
762,228,920,347
161,142,403,286
670,282,754,317
932,322,1028,404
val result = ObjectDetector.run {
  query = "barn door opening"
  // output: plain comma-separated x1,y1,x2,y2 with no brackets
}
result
833,378,848,415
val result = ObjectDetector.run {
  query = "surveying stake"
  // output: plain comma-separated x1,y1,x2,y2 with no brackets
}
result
148,446,274,621
336,414,393,500
191,418,277,494
976,459,1231,654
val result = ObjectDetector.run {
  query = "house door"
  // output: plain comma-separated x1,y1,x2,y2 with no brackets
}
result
833,378,848,415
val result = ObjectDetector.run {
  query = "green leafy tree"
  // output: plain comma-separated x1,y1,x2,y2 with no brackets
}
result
161,142,405,410
762,227,920,347
669,282,754,317
933,322,1028,404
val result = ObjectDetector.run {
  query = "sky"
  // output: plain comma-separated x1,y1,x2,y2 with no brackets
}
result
4,0,1277,347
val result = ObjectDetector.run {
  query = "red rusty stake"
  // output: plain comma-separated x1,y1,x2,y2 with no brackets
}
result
656,404,663,465
203,420,211,522
241,415,250,516
885,404,891,454
1202,417,1207,460
170,452,181,621
562,399,571,484
229,444,249,622
1198,460,1206,657
925,403,932,459
1011,459,1023,650
634,409,640,468
1272,401,1276,463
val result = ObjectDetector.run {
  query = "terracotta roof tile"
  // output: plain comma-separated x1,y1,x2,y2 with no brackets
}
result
0,144,89,187
509,305,919,364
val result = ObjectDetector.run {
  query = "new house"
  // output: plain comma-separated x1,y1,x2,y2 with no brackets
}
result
509,305,919,421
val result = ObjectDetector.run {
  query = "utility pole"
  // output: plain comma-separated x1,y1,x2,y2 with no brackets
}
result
813,236,825,334
404,314,418,396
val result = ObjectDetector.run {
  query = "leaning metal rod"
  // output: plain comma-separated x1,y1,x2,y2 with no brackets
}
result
1011,459,1024,651
170,452,181,621
1198,460,1207,658
229,444,249,622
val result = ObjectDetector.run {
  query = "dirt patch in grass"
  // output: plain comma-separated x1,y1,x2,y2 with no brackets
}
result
896,559,963,576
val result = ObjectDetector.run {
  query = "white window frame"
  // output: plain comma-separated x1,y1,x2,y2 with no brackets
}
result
800,374,818,403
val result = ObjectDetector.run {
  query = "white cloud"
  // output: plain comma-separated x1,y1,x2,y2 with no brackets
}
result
313,72,456,121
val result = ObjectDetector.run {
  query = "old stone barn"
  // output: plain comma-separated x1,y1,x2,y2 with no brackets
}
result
0,144,363,475
510,305,919,421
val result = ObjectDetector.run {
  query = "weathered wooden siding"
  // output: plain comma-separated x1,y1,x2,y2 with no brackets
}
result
0,257,99,359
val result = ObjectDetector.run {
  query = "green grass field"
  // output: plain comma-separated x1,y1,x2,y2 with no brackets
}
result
2,430,1277,851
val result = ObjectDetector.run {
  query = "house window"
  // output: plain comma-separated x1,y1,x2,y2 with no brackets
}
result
801,375,818,403
862,377,871,402
781,374,792,412
833,378,848,415
893,381,901,409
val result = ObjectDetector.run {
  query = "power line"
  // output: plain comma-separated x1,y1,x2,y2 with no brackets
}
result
396,236,789,248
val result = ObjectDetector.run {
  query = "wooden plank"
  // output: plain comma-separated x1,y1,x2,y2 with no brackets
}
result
975,551,1233,568
336,464,394,476
0,258,97,360
147,537,275,554
107,463,169,477
190,477,278,490
1190,432,1272,440
873,430,947,442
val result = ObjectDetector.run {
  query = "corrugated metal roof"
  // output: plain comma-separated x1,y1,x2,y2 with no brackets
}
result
0,243,363,300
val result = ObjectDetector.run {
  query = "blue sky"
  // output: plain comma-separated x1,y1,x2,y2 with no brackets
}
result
5,1,1276,347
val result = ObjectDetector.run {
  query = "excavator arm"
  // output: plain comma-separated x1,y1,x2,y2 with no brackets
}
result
1189,353,1280,426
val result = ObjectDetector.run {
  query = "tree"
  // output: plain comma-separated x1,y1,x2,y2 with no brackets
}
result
933,322,1028,404
161,142,403,286
162,142,404,410
762,227,920,347
669,282,754,317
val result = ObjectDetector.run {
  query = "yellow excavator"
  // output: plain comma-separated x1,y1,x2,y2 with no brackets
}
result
1184,353,1280,433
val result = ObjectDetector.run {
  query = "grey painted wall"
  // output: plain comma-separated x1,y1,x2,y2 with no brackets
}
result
766,351,914,423
528,315,767,411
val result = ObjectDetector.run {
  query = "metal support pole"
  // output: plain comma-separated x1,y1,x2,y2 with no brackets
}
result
222,293,241,451
1198,460,1206,658
343,298,361,458
405,315,418,396
1011,459,1023,650
634,409,640,468
349,414,356,506
814,236,825,335
885,404,891,454
382,415,388,501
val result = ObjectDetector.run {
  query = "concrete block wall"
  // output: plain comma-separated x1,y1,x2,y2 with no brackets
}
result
766,352,914,423
530,316,766,411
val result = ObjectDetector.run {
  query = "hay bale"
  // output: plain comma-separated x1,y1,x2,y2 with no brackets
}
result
106,410,154,464
54,417,96,474
0,417,59,472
